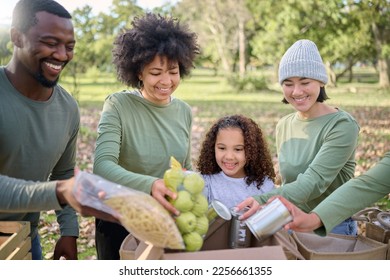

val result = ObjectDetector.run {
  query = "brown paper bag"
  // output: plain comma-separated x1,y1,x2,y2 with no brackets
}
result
292,232,389,260
352,208,390,244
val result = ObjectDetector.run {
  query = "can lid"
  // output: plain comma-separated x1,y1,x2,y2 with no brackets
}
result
230,206,249,217
211,200,232,220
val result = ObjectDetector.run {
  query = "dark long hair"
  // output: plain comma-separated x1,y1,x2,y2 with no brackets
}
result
196,114,275,188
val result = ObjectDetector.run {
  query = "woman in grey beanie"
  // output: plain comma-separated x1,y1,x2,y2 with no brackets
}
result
236,39,360,236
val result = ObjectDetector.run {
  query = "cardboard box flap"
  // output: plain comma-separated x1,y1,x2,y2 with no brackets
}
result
163,246,286,260
135,241,164,260
132,240,286,260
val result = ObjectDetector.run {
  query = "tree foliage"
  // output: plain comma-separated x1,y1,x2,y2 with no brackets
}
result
352,0,390,88
0,0,388,89
173,0,251,75
0,27,12,65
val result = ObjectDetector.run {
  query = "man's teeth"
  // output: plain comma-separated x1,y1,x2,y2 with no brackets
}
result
45,62,62,70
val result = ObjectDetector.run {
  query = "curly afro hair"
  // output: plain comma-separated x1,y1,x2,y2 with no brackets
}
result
196,114,275,189
112,13,200,88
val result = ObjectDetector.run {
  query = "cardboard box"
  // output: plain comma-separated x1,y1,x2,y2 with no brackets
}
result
0,221,32,260
133,240,286,260
120,217,288,260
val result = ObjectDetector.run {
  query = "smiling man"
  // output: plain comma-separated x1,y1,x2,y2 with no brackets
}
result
0,0,79,260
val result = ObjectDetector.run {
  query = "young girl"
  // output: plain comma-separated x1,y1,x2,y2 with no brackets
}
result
196,114,276,208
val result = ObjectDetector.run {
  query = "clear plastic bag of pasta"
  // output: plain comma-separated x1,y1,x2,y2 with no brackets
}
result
73,171,184,250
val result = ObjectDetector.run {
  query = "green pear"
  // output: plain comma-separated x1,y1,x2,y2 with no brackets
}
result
183,231,204,252
175,211,197,234
172,190,194,212
191,193,209,217
183,172,205,194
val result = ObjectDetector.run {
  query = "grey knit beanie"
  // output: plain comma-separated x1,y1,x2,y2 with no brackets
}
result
278,39,328,85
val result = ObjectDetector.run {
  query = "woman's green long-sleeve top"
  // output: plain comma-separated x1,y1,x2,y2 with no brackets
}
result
93,90,193,193
313,151,390,235
254,109,359,213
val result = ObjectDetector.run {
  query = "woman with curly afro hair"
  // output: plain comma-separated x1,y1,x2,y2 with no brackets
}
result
196,114,276,209
93,13,200,259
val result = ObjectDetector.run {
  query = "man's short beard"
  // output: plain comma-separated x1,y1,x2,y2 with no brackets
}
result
34,72,59,88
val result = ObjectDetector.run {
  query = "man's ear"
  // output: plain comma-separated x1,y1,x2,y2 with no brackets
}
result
10,27,23,48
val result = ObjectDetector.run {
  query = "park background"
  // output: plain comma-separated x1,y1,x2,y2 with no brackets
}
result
1,0,389,259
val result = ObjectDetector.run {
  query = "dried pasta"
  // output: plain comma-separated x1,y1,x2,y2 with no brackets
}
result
104,193,184,250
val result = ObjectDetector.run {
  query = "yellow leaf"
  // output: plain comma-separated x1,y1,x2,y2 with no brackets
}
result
170,156,182,171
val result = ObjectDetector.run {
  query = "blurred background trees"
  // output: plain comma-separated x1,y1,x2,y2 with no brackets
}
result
0,0,389,89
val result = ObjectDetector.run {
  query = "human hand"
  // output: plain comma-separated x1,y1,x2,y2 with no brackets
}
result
235,196,262,220
269,195,323,232
53,236,78,260
151,178,179,216
56,178,120,224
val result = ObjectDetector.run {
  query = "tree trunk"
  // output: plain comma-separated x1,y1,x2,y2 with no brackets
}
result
335,59,355,83
238,19,246,77
371,22,390,89
325,61,337,87
348,60,353,83
205,0,232,74
207,22,230,73
377,58,390,89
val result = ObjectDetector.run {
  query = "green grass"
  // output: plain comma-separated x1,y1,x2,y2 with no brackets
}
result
45,67,389,259
61,68,390,109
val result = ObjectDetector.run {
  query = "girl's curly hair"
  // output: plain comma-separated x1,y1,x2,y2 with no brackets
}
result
196,114,275,189
112,13,200,88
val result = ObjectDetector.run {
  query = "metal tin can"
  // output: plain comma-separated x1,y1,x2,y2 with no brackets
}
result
207,200,232,224
229,207,251,248
245,198,292,241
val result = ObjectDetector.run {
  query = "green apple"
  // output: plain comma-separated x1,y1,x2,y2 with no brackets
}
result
183,172,205,194
164,168,185,192
194,215,209,236
175,211,197,234
191,193,209,217
172,190,194,212
183,231,204,252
